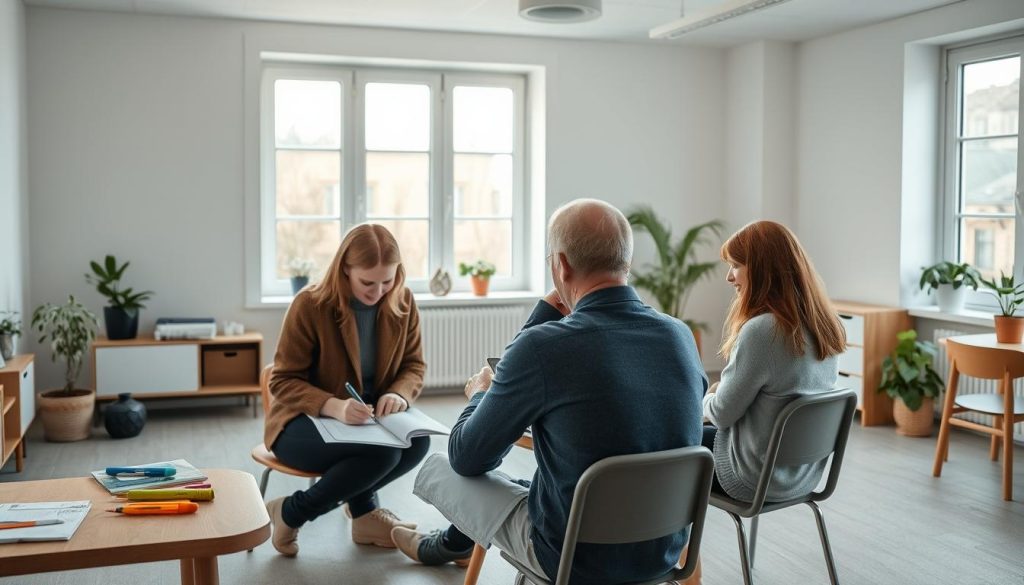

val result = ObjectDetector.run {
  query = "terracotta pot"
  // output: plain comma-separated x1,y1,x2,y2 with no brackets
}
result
470,275,490,297
993,315,1024,344
893,397,934,437
38,389,95,442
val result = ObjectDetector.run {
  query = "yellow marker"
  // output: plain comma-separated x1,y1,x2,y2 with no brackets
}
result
120,488,215,501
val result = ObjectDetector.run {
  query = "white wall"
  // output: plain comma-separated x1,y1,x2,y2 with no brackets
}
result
0,0,28,337
797,0,1024,307
26,7,730,388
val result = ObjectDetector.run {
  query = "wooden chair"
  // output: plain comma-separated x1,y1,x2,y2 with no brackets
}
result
250,365,318,498
933,338,1024,501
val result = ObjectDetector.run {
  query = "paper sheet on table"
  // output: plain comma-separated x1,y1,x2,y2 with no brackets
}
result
0,501,91,544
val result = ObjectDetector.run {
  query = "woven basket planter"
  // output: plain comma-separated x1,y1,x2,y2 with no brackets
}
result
38,389,95,442
893,397,934,437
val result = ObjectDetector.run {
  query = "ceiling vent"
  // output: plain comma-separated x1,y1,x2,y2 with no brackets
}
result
519,0,602,23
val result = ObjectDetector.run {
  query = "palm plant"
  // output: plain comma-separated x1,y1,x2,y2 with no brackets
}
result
627,206,724,331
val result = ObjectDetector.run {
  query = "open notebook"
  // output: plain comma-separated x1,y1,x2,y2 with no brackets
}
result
0,501,91,544
308,408,450,447
90,459,207,494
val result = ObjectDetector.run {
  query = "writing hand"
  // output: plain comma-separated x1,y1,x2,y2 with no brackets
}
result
341,398,374,425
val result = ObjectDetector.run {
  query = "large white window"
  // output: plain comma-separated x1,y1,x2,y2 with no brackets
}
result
260,64,527,298
942,37,1023,305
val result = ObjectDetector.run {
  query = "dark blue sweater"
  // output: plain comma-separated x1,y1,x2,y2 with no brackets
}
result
448,286,707,585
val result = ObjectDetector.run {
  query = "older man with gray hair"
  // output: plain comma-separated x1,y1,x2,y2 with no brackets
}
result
394,198,706,584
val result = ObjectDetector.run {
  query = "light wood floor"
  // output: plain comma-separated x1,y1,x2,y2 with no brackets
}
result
1,394,1022,585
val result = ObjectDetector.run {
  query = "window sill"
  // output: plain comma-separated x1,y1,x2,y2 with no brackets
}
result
907,306,996,328
252,291,544,310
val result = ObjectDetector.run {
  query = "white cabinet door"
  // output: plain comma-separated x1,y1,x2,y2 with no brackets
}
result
19,361,34,437
96,345,200,397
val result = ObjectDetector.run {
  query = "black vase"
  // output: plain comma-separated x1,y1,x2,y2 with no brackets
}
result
104,307,139,340
104,393,147,439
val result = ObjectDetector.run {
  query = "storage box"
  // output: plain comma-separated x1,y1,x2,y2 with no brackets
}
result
202,346,258,386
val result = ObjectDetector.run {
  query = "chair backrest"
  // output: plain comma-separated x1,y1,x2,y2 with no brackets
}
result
946,338,1024,381
260,364,273,417
553,446,714,585
746,388,857,512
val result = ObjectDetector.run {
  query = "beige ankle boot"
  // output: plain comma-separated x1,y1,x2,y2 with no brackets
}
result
351,508,416,548
266,496,299,556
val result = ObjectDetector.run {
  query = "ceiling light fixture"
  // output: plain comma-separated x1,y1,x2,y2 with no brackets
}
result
519,0,602,23
649,0,794,40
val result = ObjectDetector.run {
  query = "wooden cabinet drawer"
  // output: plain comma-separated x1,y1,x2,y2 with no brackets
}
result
838,346,864,375
838,313,864,346
96,345,199,397
202,346,258,386
836,372,864,409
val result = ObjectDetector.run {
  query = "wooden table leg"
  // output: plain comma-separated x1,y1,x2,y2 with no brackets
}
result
180,559,195,585
192,557,219,585
15,441,24,472
463,544,487,585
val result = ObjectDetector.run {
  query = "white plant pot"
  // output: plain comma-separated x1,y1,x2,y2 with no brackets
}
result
935,284,966,313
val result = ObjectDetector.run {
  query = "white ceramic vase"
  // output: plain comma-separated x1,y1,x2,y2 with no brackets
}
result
934,284,966,313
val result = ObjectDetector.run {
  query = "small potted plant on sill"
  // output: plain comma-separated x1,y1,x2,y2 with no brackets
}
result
85,254,154,340
878,329,943,437
982,272,1024,343
919,261,981,313
0,310,21,360
459,260,497,296
32,295,99,442
288,258,315,295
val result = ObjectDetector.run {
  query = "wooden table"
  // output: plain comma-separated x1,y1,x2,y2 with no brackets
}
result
0,468,270,584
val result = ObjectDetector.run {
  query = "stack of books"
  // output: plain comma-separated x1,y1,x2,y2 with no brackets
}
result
90,459,208,494
154,318,216,340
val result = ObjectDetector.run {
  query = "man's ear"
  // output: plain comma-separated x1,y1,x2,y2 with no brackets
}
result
556,252,573,283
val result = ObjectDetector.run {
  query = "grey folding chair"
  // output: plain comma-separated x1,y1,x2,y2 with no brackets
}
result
500,445,715,585
709,388,857,585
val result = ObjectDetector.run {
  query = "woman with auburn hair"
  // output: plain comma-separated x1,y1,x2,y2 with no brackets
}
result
702,220,846,502
263,223,428,557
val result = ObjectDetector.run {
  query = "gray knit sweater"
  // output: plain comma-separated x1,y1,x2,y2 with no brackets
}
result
703,313,838,502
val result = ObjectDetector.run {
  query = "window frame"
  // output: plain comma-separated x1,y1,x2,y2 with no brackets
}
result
941,36,1024,309
258,63,529,299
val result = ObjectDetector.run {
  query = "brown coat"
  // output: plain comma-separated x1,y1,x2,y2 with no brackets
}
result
263,287,426,449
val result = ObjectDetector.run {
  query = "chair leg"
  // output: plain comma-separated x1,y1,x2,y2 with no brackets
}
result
748,515,759,569
807,502,839,585
726,512,754,585
1002,412,1013,501
933,367,959,477
990,416,1002,461
259,468,271,497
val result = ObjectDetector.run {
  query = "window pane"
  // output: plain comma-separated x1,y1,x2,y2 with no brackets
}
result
275,220,342,280
365,83,429,151
961,137,1017,214
276,150,341,217
455,220,512,277
373,220,429,279
366,152,429,217
454,154,513,217
962,56,1019,138
453,86,513,153
960,216,1013,281
275,80,341,148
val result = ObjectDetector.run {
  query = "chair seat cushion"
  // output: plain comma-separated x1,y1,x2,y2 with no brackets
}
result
250,443,319,478
955,393,1024,416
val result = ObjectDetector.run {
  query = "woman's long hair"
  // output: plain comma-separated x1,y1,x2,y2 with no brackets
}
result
308,223,407,317
719,220,845,360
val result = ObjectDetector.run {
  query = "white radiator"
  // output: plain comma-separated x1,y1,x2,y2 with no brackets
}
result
420,305,532,389
933,328,1024,442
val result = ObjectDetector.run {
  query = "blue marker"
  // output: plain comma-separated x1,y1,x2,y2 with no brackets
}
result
344,382,378,424
105,467,176,477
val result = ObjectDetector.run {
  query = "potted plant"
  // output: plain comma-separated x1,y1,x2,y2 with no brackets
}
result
0,310,21,360
982,271,1024,343
288,258,315,295
627,206,723,354
459,260,497,296
32,296,99,442
919,261,981,313
85,254,154,340
878,329,943,437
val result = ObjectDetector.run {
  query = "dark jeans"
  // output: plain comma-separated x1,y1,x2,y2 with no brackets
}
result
702,423,726,494
272,415,430,528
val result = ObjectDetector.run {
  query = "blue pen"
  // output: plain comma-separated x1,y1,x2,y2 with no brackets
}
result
344,382,378,423
105,467,177,477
